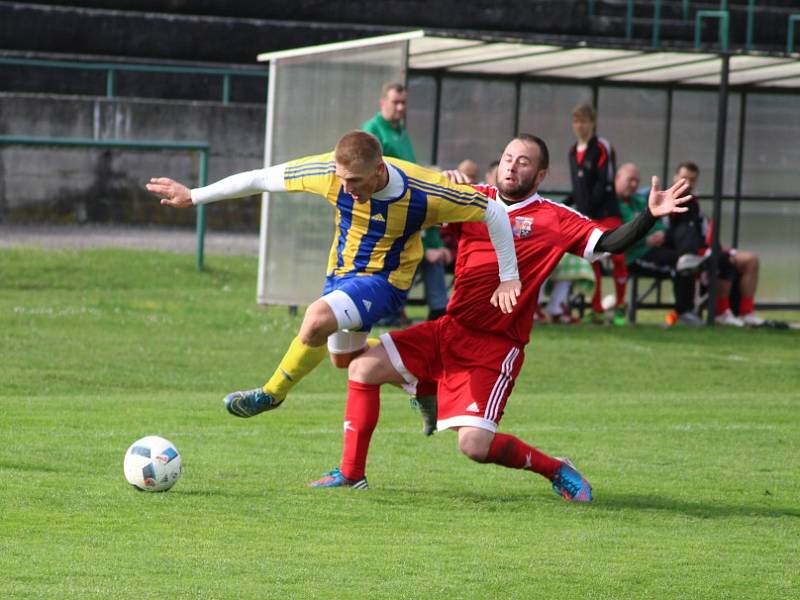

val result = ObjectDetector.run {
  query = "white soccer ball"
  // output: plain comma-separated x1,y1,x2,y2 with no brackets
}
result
123,436,182,492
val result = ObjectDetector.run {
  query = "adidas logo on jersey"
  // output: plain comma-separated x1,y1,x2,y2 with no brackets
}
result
371,213,386,222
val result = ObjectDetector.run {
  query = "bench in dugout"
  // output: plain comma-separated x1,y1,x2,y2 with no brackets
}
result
627,261,711,324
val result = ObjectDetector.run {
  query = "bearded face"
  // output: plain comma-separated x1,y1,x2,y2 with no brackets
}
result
495,139,544,201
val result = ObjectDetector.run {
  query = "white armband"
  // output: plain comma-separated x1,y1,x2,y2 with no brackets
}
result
191,164,287,205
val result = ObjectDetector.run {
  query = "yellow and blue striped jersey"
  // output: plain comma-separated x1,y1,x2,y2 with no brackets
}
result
283,152,489,290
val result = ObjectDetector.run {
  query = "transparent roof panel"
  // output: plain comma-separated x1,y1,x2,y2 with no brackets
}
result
609,56,720,82
408,37,484,56
448,47,634,75
535,51,706,79
409,42,554,70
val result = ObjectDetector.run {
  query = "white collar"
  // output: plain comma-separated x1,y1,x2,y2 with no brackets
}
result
372,162,405,201
495,189,542,213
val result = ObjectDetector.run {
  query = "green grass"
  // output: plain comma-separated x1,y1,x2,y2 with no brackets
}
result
1,247,798,599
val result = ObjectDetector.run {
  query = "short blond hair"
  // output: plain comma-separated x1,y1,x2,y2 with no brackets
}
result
572,103,596,123
335,130,383,167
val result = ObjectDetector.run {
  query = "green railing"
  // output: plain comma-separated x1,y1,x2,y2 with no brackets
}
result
695,10,730,51
593,1,760,51
0,135,210,270
0,57,268,104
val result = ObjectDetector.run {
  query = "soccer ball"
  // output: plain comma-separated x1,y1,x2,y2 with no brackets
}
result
123,436,182,492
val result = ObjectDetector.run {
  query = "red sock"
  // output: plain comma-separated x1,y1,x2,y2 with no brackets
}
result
591,262,604,312
485,433,562,480
716,296,730,316
416,380,437,397
612,254,628,307
340,380,380,481
739,296,754,316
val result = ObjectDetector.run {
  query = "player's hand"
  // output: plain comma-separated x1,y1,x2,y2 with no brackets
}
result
648,176,692,218
490,279,522,314
146,177,193,209
442,169,472,185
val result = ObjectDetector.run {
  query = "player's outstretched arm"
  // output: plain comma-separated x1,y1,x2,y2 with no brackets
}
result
146,178,193,208
648,176,692,217
490,279,522,314
147,166,288,209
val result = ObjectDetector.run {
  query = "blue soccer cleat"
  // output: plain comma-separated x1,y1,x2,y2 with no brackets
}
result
224,388,282,418
307,468,368,490
551,458,593,502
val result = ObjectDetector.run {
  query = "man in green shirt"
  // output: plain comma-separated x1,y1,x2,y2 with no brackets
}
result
616,162,704,325
361,82,416,163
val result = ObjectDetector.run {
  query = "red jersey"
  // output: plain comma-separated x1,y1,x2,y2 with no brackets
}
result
446,185,606,345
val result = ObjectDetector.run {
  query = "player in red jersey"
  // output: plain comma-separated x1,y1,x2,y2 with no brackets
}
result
308,134,692,501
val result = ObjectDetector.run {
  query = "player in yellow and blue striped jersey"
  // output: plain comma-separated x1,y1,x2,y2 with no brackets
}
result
147,131,521,419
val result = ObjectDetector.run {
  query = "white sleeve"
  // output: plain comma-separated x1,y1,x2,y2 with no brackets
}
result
191,164,287,205
482,200,519,282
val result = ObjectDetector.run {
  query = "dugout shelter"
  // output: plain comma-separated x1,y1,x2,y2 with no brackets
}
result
256,29,800,318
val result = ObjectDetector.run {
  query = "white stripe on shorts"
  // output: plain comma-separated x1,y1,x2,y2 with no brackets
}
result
485,346,519,422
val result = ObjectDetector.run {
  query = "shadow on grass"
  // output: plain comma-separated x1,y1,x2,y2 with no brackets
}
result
590,491,800,520
366,486,800,520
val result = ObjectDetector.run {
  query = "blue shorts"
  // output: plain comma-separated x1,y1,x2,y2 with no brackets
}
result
322,274,408,332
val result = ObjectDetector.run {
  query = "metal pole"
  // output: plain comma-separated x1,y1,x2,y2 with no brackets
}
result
706,53,730,325
732,92,747,248
662,87,673,185
431,72,443,165
512,77,521,135
196,149,208,271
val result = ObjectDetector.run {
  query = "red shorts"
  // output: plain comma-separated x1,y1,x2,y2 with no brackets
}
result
380,315,524,433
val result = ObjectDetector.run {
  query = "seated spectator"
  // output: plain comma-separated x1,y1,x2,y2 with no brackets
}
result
616,163,706,326
541,255,595,324
666,161,765,327
484,160,499,186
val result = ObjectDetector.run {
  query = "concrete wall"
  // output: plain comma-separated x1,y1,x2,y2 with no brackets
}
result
0,93,267,229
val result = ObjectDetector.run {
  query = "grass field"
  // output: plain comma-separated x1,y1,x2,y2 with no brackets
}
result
1,247,798,599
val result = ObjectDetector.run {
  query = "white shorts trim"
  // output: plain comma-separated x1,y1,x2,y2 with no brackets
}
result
327,330,369,354
379,332,417,388
321,289,362,330
485,346,519,422
437,415,498,433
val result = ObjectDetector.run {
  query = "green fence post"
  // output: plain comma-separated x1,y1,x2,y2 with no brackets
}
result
788,14,800,53
746,0,756,51
587,0,595,17
106,69,115,98
625,0,634,39
652,0,662,47
683,0,690,20
222,74,231,105
196,149,209,271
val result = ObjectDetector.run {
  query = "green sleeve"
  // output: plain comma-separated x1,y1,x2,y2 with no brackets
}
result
422,227,443,250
